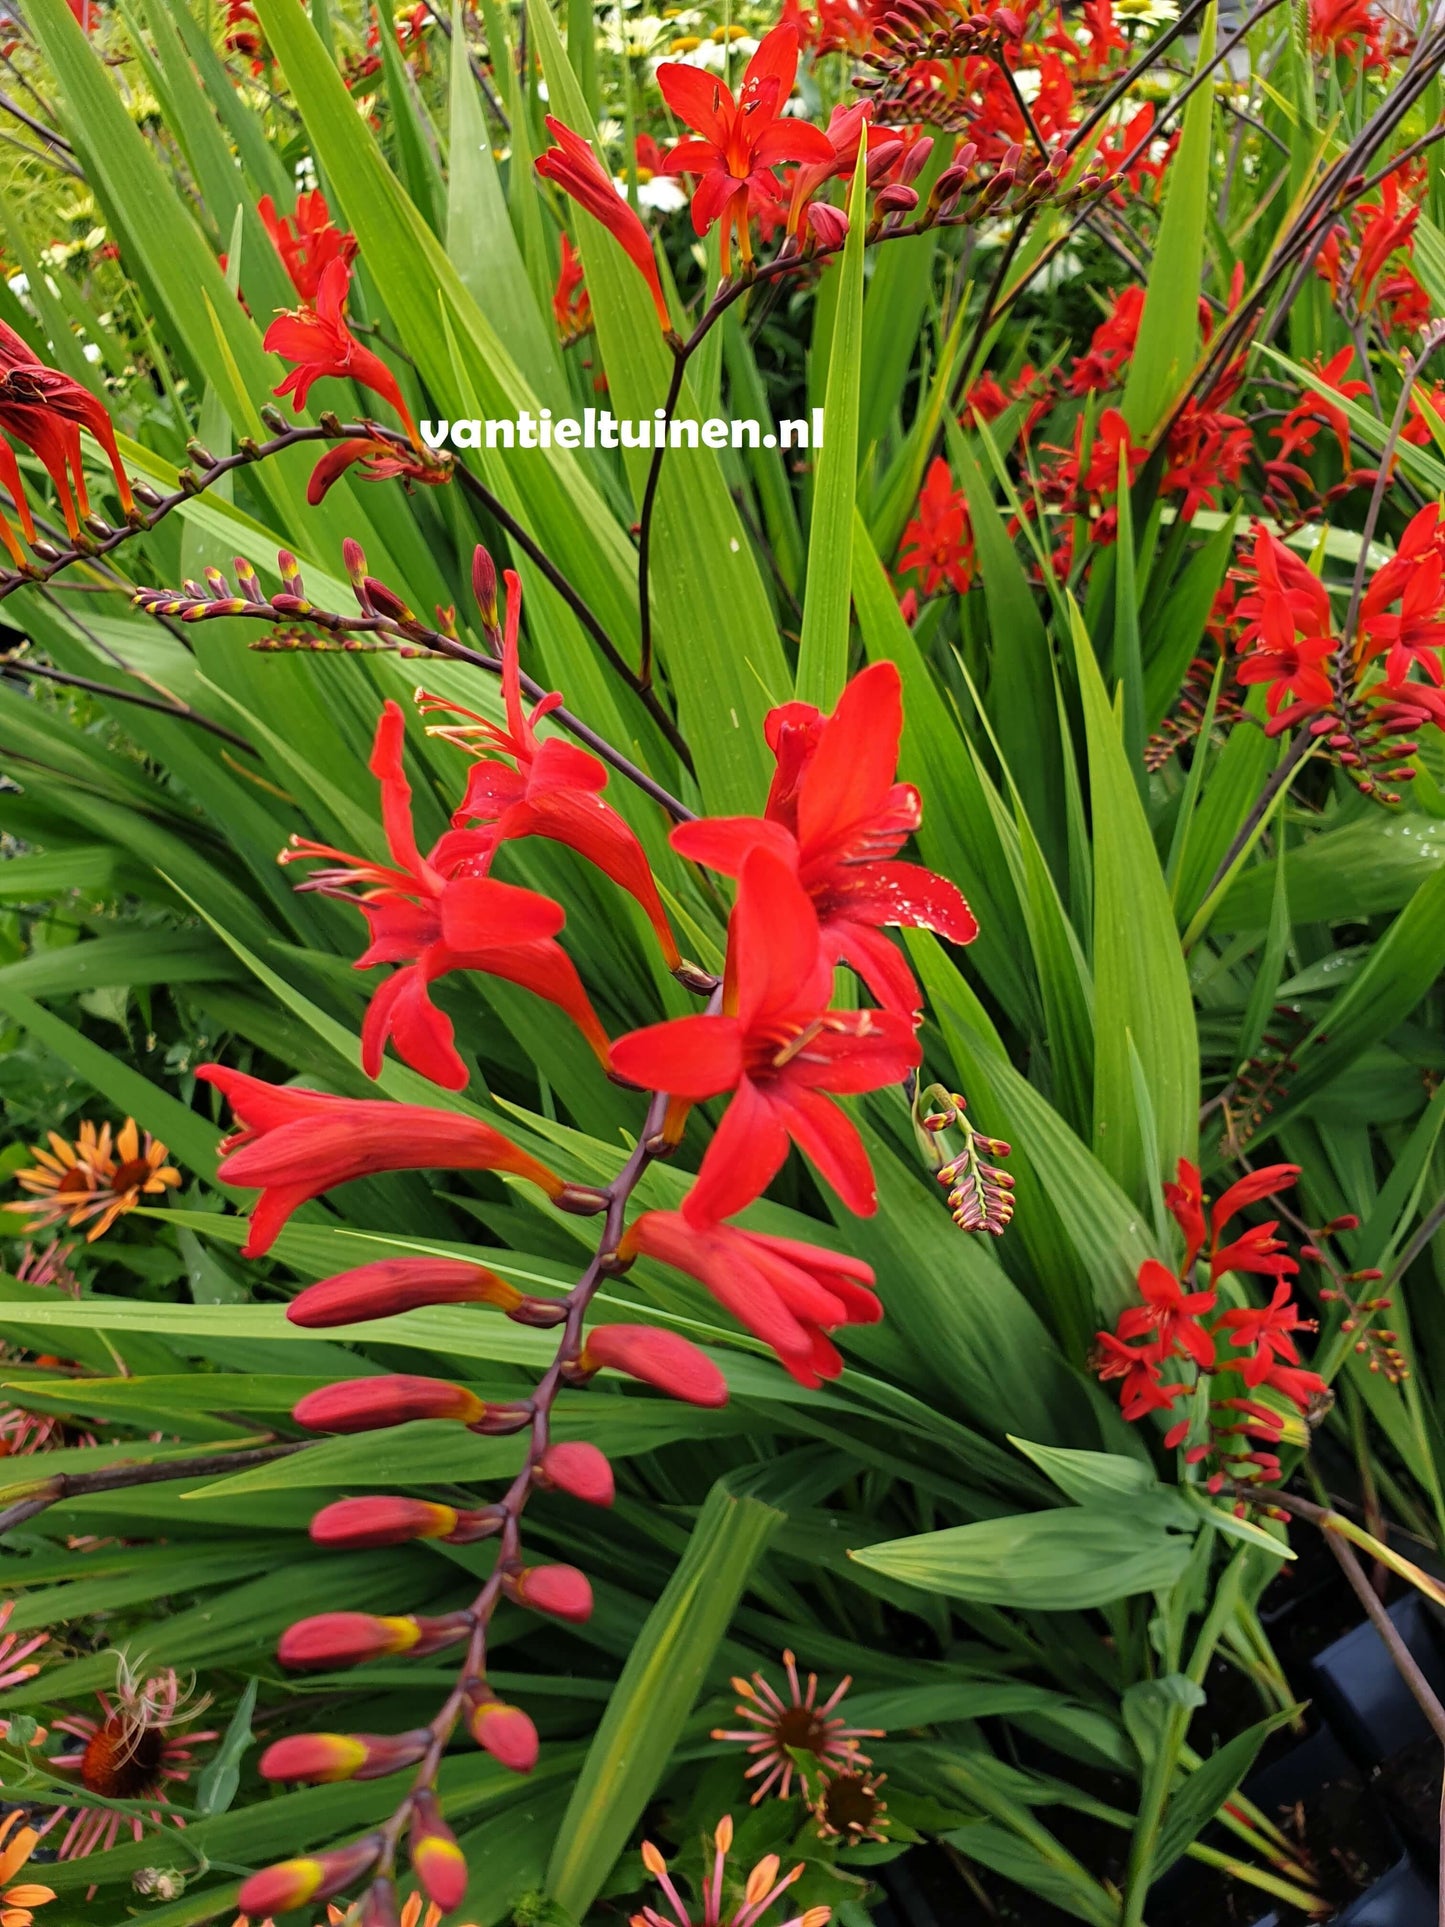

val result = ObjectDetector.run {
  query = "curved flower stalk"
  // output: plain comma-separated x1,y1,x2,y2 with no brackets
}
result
150,527,973,1921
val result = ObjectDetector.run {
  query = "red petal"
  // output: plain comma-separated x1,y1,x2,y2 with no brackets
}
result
781,1086,878,1215
610,1013,744,1097
670,814,792,876
796,662,904,858
683,1077,791,1224
732,844,828,1030
655,62,730,141
439,875,565,950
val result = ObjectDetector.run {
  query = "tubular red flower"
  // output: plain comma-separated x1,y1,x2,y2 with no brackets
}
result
579,1322,730,1406
309,1496,461,1547
281,699,611,1087
504,1563,594,1623
278,1611,471,1670
429,567,681,970
610,845,920,1223
536,118,672,331
897,459,975,599
0,320,134,531
624,1211,880,1387
672,662,977,1019
657,24,833,274
263,258,418,443
198,1064,566,1256
467,1689,539,1773
238,1841,381,1917
287,1257,526,1328
259,1729,430,1784
293,1374,486,1434
536,1439,615,1506
257,189,358,303
411,1791,468,1910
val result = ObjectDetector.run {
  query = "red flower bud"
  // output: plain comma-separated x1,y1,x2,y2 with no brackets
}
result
472,543,498,627
536,1440,615,1507
278,1610,470,1670
807,203,850,250
309,1497,460,1548
505,1562,594,1623
466,1686,539,1773
411,1790,468,1910
259,1729,431,1784
578,1324,729,1407
293,1374,486,1434
237,1839,380,1916
288,1258,524,1328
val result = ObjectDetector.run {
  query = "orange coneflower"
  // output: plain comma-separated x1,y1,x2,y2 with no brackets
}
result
0,1812,55,1927
712,1651,883,1803
46,1656,216,1861
8,1117,180,1242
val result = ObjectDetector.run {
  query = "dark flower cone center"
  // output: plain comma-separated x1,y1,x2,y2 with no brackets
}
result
80,1717,166,1798
56,1168,93,1196
774,1705,829,1753
111,1158,152,1193
822,1773,880,1834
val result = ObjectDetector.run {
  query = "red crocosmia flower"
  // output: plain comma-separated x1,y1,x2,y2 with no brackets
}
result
537,1440,614,1506
624,1208,881,1387
0,319,135,534
657,23,833,275
785,99,871,238
898,457,975,597
197,1064,566,1256
1233,528,1337,732
469,1693,540,1772
1082,407,1146,497
281,699,609,1088
672,661,978,1017
577,1323,730,1406
610,845,921,1224
1210,1221,1298,1284
304,435,446,505
286,1256,527,1327
1219,1280,1319,1387
1210,1163,1301,1236
1359,541,1445,688
427,566,681,969
1115,1259,1217,1370
1093,1333,1189,1422
1162,1158,1206,1271
258,190,358,303
536,118,672,332
264,258,418,443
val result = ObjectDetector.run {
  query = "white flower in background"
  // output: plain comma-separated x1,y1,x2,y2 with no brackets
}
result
7,273,29,298
1114,0,1180,24
636,173,687,211
605,12,670,56
598,115,625,143
82,342,103,364
1010,65,1042,101
294,153,319,192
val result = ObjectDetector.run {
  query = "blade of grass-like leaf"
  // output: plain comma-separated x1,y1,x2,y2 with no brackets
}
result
796,145,868,708
1122,5,1217,435
545,1482,780,1916
1067,599,1198,1206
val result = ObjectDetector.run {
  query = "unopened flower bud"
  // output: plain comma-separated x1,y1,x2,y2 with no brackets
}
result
287,1258,524,1328
260,1728,432,1784
577,1324,729,1407
411,1790,468,1910
360,1878,403,1927
237,1838,381,1917
309,1496,460,1548
807,203,850,250
364,577,412,623
293,1374,486,1434
504,1562,594,1623
278,1610,470,1670
472,544,499,628
536,1440,615,1507
466,1685,539,1772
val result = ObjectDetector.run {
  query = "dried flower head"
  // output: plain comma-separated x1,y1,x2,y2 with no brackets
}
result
9,1117,180,1242
632,1818,830,1927
810,1765,889,1844
712,1650,882,1802
47,1655,216,1859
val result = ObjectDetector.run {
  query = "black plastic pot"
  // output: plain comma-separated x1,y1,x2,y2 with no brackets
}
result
1310,1595,1445,1768
1336,1857,1438,1925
